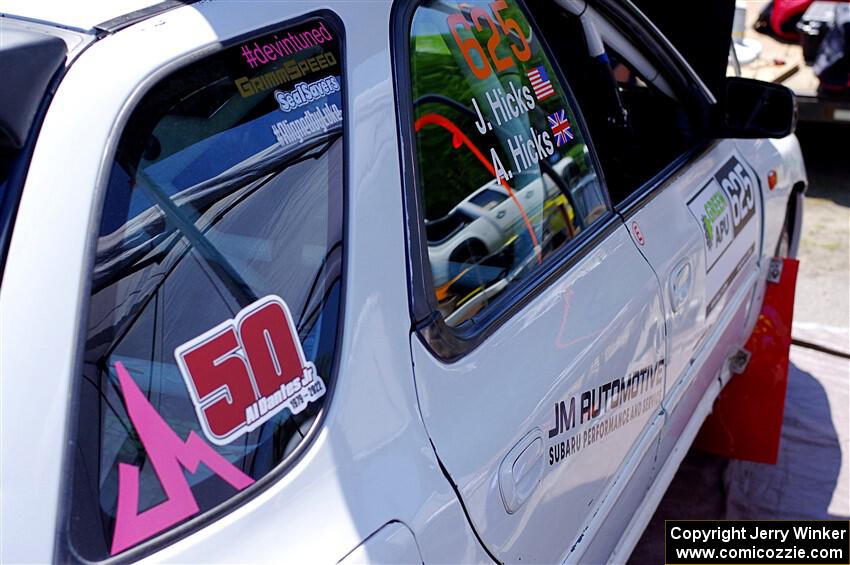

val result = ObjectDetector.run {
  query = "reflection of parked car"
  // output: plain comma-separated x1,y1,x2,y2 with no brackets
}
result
426,154,606,318
425,175,544,286
1,1,805,564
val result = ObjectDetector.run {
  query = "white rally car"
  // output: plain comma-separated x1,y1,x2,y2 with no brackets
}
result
0,0,806,563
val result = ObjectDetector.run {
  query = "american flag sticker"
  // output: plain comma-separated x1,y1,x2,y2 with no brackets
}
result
527,65,555,101
548,109,574,147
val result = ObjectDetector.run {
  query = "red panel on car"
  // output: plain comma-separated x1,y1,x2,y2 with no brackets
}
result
695,258,800,465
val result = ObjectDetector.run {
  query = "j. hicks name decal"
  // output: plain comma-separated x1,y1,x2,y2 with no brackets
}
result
547,359,664,466
471,82,536,133
174,295,326,446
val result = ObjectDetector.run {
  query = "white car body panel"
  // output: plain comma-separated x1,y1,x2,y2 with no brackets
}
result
412,222,666,563
0,0,807,563
624,140,763,427
739,136,807,259
338,522,424,564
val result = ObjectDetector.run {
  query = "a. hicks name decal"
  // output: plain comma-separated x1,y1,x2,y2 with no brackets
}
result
547,360,664,466
469,80,560,183
174,295,326,446
688,154,760,315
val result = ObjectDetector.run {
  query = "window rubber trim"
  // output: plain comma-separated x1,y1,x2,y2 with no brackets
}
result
391,0,621,363
93,0,202,35
53,10,350,564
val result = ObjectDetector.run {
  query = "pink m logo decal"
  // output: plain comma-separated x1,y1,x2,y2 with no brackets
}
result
111,362,255,555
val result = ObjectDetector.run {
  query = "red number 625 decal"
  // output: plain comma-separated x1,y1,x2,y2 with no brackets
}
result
174,295,326,446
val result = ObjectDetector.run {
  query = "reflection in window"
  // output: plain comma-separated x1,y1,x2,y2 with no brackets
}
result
410,0,608,326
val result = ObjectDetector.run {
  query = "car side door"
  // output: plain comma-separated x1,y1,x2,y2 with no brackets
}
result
567,6,765,468
397,1,667,562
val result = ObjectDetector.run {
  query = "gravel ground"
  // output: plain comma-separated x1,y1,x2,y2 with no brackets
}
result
629,125,850,564
794,124,850,331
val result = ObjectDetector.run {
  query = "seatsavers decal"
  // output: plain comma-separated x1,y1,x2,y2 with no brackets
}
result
174,295,326,446
111,362,255,555
687,154,760,315
547,360,664,466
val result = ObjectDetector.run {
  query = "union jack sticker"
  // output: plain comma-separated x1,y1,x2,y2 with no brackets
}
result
547,109,574,147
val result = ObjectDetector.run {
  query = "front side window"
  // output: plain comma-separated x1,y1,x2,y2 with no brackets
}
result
603,42,698,196
409,0,608,327
67,17,344,560
531,5,704,205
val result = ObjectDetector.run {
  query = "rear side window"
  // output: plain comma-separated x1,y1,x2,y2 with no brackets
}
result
409,0,608,326
67,17,344,560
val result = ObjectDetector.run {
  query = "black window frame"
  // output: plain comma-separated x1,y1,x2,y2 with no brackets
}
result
391,0,622,362
55,10,349,564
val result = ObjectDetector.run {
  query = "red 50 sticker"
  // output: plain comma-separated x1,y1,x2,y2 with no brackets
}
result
174,295,325,446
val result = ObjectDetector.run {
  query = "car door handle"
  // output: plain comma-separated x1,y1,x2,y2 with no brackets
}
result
498,429,544,514
669,258,693,313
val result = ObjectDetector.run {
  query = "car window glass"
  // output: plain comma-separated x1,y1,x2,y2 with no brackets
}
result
604,44,698,190
68,17,344,560
409,0,608,327
532,5,702,205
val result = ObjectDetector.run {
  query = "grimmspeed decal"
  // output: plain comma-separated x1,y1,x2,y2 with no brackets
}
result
547,360,664,466
174,295,326,446
688,154,760,315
